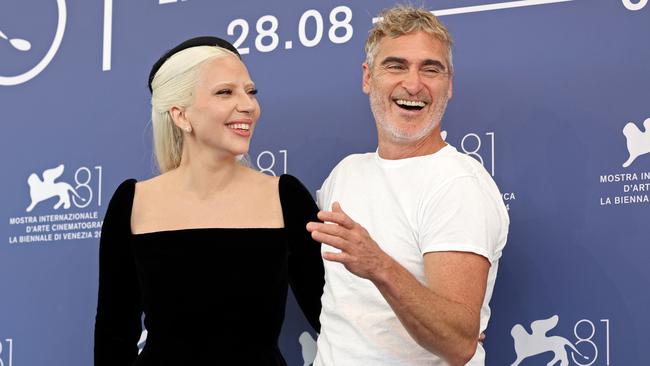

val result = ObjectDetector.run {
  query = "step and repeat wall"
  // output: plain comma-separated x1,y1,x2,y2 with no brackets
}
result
1,0,649,365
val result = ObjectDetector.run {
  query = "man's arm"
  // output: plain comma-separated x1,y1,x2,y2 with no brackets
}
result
378,251,488,365
307,202,488,366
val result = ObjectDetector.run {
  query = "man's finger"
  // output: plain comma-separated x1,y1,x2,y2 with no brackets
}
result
325,202,356,229
317,211,353,227
311,230,350,251
322,250,352,264
307,222,351,240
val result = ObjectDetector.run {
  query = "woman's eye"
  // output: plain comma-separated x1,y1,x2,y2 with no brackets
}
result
248,89,258,95
215,89,232,95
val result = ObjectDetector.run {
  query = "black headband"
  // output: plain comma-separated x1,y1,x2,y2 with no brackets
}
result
148,36,241,92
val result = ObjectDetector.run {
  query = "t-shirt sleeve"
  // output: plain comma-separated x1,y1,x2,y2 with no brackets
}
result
316,174,332,211
279,175,325,332
94,179,143,366
418,176,504,263
316,157,348,211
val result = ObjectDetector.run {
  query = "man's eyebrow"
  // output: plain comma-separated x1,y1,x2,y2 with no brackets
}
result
380,57,447,71
380,56,408,66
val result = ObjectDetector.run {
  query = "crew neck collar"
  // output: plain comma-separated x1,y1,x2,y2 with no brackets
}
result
374,144,454,167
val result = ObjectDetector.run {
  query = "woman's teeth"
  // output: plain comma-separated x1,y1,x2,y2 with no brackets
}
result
228,123,250,130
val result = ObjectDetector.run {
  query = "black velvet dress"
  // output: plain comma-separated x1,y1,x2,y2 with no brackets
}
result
94,175,324,366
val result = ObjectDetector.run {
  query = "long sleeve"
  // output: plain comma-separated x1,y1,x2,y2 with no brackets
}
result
94,179,142,366
279,175,325,332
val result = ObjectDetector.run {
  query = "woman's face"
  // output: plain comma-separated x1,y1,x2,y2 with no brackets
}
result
182,54,260,158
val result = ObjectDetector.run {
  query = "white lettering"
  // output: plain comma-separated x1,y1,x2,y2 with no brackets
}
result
18,234,53,243
503,192,516,201
8,216,38,225
614,194,649,204
62,231,93,240
39,211,98,223
600,173,638,183
624,183,650,192
51,221,102,232
27,224,51,233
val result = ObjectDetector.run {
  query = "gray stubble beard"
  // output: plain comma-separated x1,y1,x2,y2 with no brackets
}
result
369,89,449,144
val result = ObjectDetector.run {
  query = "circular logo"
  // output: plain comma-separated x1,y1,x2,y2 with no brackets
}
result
0,0,67,86
623,0,648,11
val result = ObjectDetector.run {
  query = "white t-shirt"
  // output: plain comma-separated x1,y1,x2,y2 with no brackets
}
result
314,145,509,366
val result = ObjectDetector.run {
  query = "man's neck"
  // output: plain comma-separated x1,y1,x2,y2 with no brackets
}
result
377,132,447,160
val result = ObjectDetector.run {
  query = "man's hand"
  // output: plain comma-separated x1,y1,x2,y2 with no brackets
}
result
306,202,393,281
308,203,488,365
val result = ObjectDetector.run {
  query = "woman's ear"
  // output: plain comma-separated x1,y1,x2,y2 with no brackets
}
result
170,106,190,131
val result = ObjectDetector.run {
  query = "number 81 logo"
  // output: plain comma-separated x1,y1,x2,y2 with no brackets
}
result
572,319,611,366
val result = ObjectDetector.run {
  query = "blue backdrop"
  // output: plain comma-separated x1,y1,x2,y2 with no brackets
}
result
1,0,649,365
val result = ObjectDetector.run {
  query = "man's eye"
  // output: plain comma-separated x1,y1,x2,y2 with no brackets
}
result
423,68,443,74
386,64,405,71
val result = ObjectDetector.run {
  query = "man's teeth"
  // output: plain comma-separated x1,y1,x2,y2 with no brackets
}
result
228,123,250,130
395,99,426,107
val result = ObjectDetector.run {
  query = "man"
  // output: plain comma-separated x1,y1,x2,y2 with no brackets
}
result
306,5,509,366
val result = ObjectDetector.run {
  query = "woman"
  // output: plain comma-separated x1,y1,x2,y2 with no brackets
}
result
94,36,324,365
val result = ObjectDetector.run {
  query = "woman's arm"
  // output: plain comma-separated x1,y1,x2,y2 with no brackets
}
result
280,175,325,331
94,179,142,366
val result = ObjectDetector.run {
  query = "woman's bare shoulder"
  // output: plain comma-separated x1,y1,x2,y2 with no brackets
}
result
132,173,178,213
241,168,280,188
135,172,174,193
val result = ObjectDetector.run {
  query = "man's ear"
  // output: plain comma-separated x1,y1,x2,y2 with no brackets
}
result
362,63,371,95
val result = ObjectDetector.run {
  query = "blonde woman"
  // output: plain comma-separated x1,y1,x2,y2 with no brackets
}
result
94,37,324,365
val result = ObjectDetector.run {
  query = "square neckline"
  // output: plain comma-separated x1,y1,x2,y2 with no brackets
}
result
127,175,292,236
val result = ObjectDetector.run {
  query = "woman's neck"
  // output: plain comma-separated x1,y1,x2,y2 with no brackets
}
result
173,154,246,200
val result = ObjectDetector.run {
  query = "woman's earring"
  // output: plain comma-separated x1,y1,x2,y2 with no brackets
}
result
184,126,192,133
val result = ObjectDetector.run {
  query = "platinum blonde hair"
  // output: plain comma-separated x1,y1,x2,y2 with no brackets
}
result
150,46,238,173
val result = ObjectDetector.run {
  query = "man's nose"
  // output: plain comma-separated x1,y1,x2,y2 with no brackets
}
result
400,68,424,95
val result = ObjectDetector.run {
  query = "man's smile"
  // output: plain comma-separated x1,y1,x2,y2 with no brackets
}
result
394,99,427,111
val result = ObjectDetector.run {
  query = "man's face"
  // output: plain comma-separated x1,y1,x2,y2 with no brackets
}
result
363,31,452,145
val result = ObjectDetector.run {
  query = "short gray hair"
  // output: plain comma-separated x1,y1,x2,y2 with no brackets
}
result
365,5,453,74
